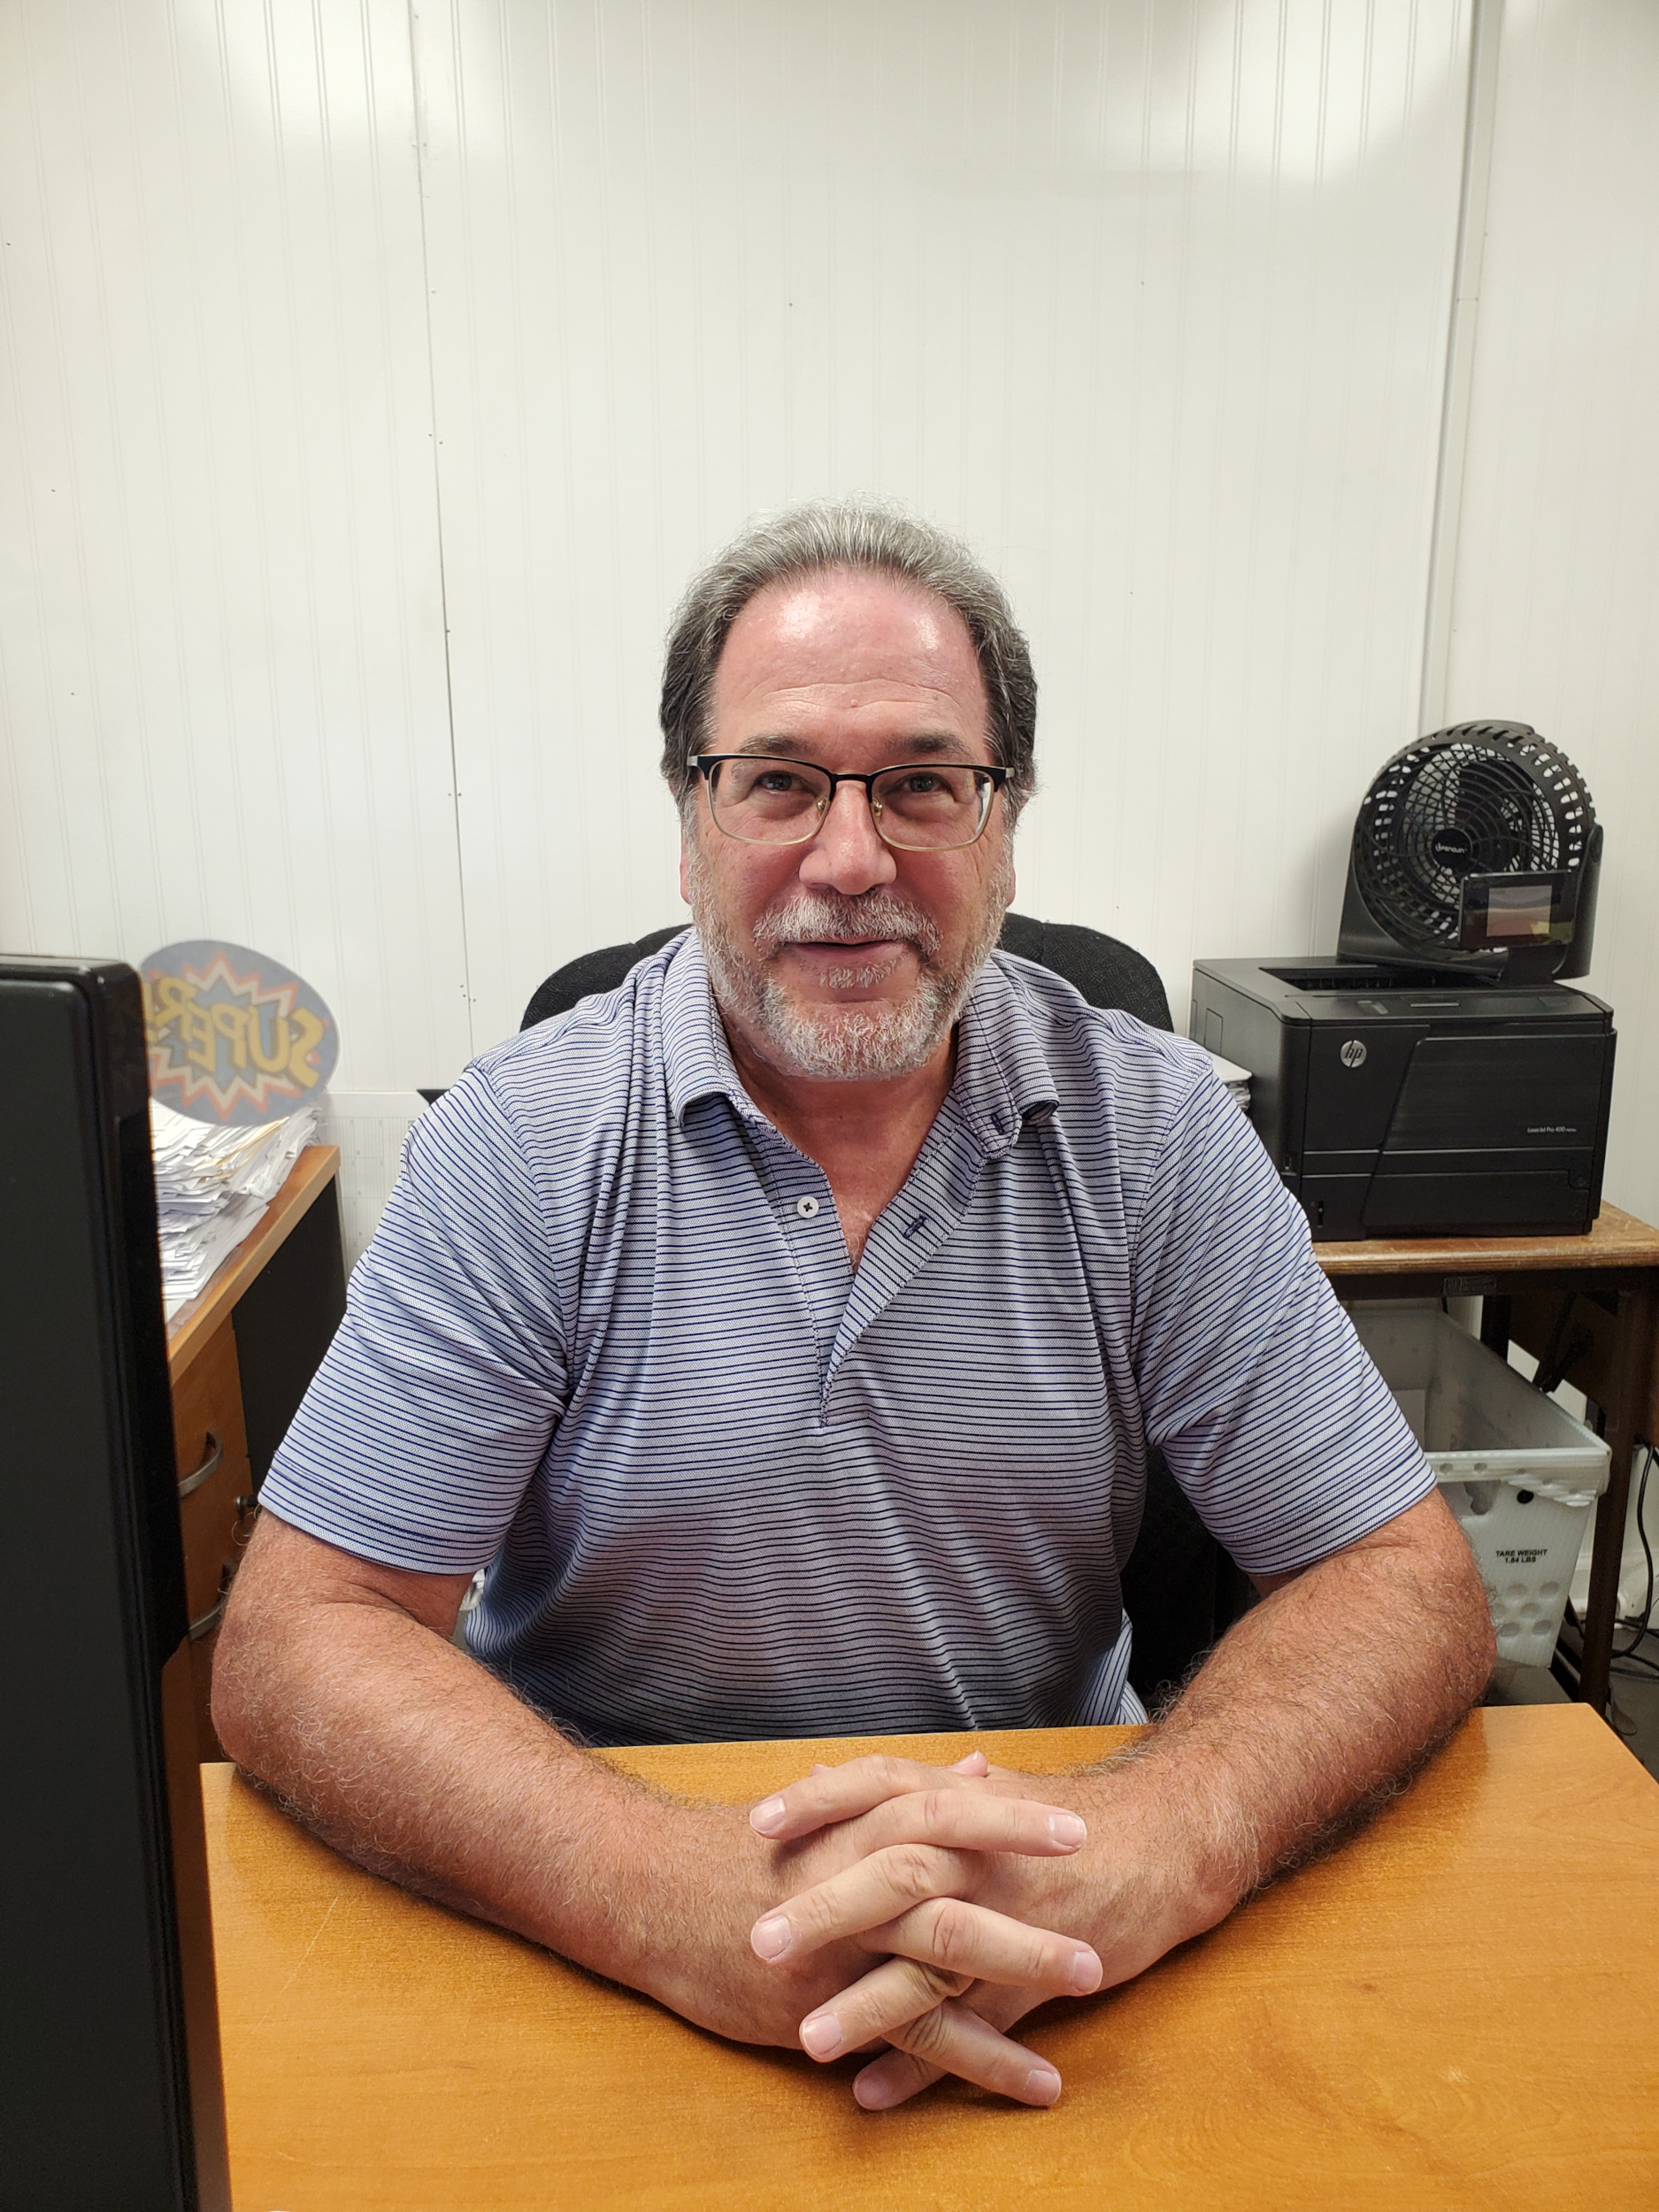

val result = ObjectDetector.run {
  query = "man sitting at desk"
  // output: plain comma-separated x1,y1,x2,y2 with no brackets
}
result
215,500,1494,2113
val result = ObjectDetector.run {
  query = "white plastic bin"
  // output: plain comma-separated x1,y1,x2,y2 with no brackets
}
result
1348,1302,1609,1669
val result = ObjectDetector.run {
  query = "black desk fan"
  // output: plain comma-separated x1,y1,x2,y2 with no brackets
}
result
1337,720,1603,986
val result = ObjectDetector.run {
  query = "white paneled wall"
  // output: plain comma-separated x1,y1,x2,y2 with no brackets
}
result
1439,0,1659,1229
1,0,1655,1235
412,0,1472,1048
0,0,472,1092
316,1093,424,1267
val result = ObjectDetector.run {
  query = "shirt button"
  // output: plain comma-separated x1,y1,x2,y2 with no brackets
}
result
795,1195,820,1218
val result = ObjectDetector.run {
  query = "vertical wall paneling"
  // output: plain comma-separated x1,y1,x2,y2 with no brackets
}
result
1440,0,1659,1233
410,0,1475,1053
1417,0,1503,734
0,0,473,1092
316,1092,425,1266
20,3,1655,1276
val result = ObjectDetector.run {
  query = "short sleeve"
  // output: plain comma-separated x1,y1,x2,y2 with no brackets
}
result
1128,1071,1434,1576
258,1070,572,1574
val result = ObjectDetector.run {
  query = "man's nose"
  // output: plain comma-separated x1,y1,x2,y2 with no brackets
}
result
797,780,898,895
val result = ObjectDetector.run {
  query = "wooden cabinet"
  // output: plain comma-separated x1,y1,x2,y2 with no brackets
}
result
170,1322,257,1757
166,1146,347,1758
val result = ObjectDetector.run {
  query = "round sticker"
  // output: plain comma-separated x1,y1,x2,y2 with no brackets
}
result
140,940,338,1125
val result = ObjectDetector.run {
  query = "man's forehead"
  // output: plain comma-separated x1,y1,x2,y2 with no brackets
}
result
710,570,988,729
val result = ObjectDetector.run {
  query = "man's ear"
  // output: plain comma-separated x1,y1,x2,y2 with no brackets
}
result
679,818,694,908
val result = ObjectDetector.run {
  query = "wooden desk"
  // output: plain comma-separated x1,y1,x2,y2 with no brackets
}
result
1315,1202,1659,1713
167,1146,346,1756
204,1708,1659,2208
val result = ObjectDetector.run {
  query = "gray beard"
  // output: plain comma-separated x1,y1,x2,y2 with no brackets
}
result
687,850,1010,1083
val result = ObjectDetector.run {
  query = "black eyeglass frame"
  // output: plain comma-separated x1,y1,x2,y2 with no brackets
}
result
690,753,1010,851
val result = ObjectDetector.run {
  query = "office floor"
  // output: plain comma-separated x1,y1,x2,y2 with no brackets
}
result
1488,1628,1659,1783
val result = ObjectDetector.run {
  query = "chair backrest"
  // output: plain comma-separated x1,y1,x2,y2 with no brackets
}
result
519,914,1241,1706
521,926,689,1031
520,913,1172,1033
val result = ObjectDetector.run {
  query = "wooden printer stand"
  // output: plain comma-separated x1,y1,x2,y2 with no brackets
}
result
1317,1202,1659,1715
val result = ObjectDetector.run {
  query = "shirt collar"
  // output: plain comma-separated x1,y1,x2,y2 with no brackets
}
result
662,931,1062,1149
950,954,1063,1153
662,932,764,1127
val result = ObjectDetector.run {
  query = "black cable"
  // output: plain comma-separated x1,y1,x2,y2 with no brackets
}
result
1612,1444,1656,1662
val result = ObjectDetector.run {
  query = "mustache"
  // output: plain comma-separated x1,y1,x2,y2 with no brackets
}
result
751,892,942,960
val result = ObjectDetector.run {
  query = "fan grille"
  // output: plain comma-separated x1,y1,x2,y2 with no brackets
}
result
1353,724,1595,952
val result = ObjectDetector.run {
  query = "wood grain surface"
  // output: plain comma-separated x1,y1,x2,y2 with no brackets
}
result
165,1146,341,1381
202,1706,1659,2210
1312,1200,1659,1277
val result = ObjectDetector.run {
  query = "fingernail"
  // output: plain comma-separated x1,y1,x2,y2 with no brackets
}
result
800,2013,843,2058
854,2073,899,2110
1071,1947,1103,1994
749,1796,787,1834
1048,1812,1087,1848
1025,2064,1062,2106
951,1751,987,1772
750,1914,792,1961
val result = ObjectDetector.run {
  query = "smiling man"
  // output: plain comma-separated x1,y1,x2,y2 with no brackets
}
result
215,500,1493,2114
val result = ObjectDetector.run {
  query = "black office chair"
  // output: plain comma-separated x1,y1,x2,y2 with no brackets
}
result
522,913,1174,1035
521,914,1249,1706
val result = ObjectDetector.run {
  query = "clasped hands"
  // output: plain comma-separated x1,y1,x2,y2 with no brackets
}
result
733,1747,1203,2112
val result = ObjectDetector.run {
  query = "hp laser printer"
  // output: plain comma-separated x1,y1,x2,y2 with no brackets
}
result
1190,723,1616,1242
1189,957,1614,1240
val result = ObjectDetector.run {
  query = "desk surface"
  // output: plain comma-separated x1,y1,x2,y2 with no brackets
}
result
166,1143,341,1379
204,1706,1659,2209
1313,1199,1659,1276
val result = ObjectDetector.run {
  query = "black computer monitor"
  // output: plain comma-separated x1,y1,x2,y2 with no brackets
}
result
1,956,229,2211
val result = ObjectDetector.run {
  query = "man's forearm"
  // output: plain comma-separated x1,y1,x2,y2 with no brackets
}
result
212,1549,708,1993
1068,1492,1495,1935
768,1493,1497,2016
212,1515,977,2058
744,1494,1496,2109
212,1515,1100,2094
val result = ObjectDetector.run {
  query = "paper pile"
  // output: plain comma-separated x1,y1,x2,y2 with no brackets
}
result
1202,1048,1253,1115
150,1099,321,1320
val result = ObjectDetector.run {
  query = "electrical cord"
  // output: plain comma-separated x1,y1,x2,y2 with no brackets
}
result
1611,1442,1656,1662
1554,1453,1656,1733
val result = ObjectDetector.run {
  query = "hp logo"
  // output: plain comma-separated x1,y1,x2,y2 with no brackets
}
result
1340,1039,1368,1069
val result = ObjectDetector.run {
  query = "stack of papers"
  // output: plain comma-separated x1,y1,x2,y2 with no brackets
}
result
150,1100,321,1319
1202,1048,1253,1114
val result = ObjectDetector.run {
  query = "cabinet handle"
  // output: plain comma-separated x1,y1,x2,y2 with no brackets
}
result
177,1430,224,1500
188,1594,227,1642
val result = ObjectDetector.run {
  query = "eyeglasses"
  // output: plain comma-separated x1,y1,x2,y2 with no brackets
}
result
692,754,1008,852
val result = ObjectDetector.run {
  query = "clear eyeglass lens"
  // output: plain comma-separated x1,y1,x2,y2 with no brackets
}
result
872,764,987,848
711,758,830,840
710,759,989,849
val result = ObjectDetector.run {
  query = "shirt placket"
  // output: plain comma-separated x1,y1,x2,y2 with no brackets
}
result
742,1118,851,1414
818,1100,1018,1419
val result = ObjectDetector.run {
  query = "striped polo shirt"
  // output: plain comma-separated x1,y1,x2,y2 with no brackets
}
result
261,934,1432,1744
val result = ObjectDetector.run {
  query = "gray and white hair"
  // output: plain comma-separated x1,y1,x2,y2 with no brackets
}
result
658,496,1037,817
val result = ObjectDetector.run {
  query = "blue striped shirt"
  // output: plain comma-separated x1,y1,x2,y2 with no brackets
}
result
262,936,1432,1743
